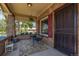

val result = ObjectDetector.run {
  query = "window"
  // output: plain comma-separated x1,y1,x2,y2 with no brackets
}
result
40,16,48,36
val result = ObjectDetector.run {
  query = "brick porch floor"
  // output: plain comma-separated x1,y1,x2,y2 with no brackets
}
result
4,39,67,56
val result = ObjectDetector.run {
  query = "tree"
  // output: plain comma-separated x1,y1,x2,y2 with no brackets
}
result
16,17,35,33
0,18,6,36
21,17,34,29
28,17,34,28
21,21,28,32
0,19,6,32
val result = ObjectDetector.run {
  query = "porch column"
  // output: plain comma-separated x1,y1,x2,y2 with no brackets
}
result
48,13,53,38
6,14,16,37
36,17,40,34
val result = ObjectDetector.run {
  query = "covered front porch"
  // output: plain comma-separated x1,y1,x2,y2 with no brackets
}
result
0,3,79,56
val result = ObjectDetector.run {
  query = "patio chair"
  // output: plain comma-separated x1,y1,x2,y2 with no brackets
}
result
32,34,43,46
5,40,14,53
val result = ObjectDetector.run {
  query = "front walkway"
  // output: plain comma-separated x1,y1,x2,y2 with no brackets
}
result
4,39,67,56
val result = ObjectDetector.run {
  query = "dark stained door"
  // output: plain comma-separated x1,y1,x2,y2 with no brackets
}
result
54,4,77,55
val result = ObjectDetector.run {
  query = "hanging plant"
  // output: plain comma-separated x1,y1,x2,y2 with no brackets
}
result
29,17,34,22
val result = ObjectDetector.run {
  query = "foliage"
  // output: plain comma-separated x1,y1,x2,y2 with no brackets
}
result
18,17,35,33
0,19,6,32
28,17,35,28
21,17,34,29
29,17,34,22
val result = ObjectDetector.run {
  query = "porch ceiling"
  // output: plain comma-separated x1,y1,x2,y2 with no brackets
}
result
6,3,53,18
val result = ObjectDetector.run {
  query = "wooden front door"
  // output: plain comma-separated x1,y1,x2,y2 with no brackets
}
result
54,4,77,55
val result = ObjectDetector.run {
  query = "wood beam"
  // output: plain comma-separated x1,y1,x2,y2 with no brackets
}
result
5,3,15,16
0,3,10,14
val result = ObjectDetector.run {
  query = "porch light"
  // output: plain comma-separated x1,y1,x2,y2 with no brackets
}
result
27,3,32,7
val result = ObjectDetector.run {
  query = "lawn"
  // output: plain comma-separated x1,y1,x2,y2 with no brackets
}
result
0,32,7,36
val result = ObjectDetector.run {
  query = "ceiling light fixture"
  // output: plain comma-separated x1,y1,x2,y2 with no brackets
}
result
27,3,32,7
